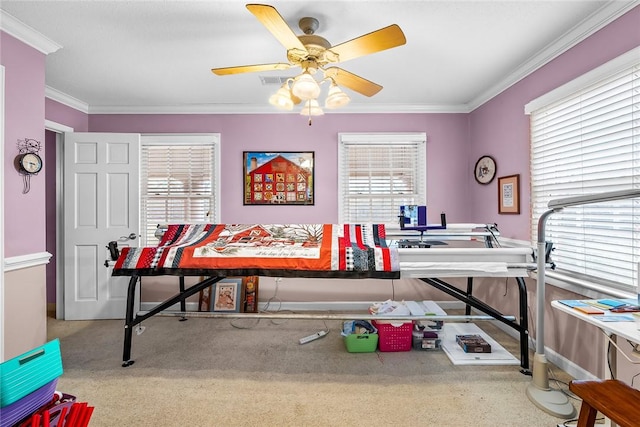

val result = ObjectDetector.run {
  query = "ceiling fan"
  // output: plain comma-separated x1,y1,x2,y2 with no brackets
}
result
211,4,406,116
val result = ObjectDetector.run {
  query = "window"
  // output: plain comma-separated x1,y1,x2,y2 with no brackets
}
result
527,48,639,293
140,134,220,246
338,133,427,224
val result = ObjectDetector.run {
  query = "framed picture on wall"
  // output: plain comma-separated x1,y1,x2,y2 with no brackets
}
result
211,278,243,312
243,151,314,205
498,174,520,214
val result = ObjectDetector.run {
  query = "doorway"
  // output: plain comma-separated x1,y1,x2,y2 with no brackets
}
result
44,120,73,320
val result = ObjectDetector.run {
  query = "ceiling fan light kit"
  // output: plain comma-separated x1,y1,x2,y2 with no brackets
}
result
291,71,321,100
268,83,295,110
325,83,351,109
300,99,324,117
211,3,406,125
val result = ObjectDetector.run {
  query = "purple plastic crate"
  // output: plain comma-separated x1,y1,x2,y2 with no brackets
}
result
0,379,57,427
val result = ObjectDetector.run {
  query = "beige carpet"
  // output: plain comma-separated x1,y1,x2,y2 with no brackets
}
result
47,314,579,427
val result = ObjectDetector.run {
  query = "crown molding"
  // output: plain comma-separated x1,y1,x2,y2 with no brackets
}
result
45,119,73,133
39,1,637,116
0,10,62,54
467,0,639,111
45,86,89,114
86,102,470,115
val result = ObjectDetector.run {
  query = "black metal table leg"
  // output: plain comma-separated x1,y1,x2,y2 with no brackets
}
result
120,276,222,367
179,276,188,321
122,275,139,367
515,276,531,375
465,277,473,316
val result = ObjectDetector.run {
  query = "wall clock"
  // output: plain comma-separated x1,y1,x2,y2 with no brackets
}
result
474,155,496,185
15,138,43,194
18,152,43,174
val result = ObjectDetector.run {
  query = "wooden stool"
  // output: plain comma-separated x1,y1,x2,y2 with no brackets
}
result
569,379,640,427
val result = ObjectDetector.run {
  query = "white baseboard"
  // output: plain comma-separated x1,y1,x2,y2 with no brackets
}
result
258,300,463,312
141,301,200,312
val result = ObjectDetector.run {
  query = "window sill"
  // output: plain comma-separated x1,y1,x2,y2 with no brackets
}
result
538,270,636,301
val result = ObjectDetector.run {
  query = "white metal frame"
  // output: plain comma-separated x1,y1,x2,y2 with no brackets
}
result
527,188,640,419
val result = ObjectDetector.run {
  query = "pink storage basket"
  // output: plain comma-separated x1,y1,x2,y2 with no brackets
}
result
372,321,412,352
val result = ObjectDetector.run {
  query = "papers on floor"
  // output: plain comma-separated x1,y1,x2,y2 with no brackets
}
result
441,323,519,366
370,300,446,316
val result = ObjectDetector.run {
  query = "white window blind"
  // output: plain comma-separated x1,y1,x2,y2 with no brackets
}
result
338,133,427,224
529,54,640,292
140,135,220,246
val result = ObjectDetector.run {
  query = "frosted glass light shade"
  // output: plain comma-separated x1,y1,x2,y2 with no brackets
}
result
325,84,350,109
268,85,294,110
291,72,321,100
300,99,324,116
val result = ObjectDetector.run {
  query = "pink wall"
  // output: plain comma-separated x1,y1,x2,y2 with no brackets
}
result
88,112,471,224
10,4,640,255
469,5,640,241
1,32,47,257
45,98,89,132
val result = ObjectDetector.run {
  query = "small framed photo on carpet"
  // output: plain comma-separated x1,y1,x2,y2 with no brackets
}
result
211,279,243,312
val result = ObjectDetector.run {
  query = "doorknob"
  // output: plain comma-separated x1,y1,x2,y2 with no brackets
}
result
119,233,138,241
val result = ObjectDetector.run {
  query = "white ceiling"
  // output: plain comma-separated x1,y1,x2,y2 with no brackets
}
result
1,1,637,114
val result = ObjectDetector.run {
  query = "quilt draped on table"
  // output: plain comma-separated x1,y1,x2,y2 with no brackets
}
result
112,224,400,279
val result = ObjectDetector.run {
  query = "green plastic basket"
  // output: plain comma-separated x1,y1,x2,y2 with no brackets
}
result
344,333,379,353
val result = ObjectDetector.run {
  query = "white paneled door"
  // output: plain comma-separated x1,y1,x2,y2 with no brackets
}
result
63,133,140,320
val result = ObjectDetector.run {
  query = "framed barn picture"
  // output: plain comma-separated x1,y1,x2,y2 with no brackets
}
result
243,151,314,205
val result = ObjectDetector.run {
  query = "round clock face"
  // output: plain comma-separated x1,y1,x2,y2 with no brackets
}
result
20,152,43,174
474,155,496,184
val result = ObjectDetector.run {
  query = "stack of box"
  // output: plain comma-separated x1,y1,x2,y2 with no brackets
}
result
456,334,492,353
412,326,442,351
0,339,64,427
411,301,446,351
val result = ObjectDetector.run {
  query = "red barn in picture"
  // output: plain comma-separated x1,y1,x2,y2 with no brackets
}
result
243,152,314,205
226,225,273,244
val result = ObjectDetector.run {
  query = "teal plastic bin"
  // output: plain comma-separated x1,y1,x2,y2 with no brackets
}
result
0,339,63,408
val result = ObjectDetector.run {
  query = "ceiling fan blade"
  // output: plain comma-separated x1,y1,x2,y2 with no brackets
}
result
211,63,292,76
329,24,406,63
324,67,382,97
246,4,307,53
